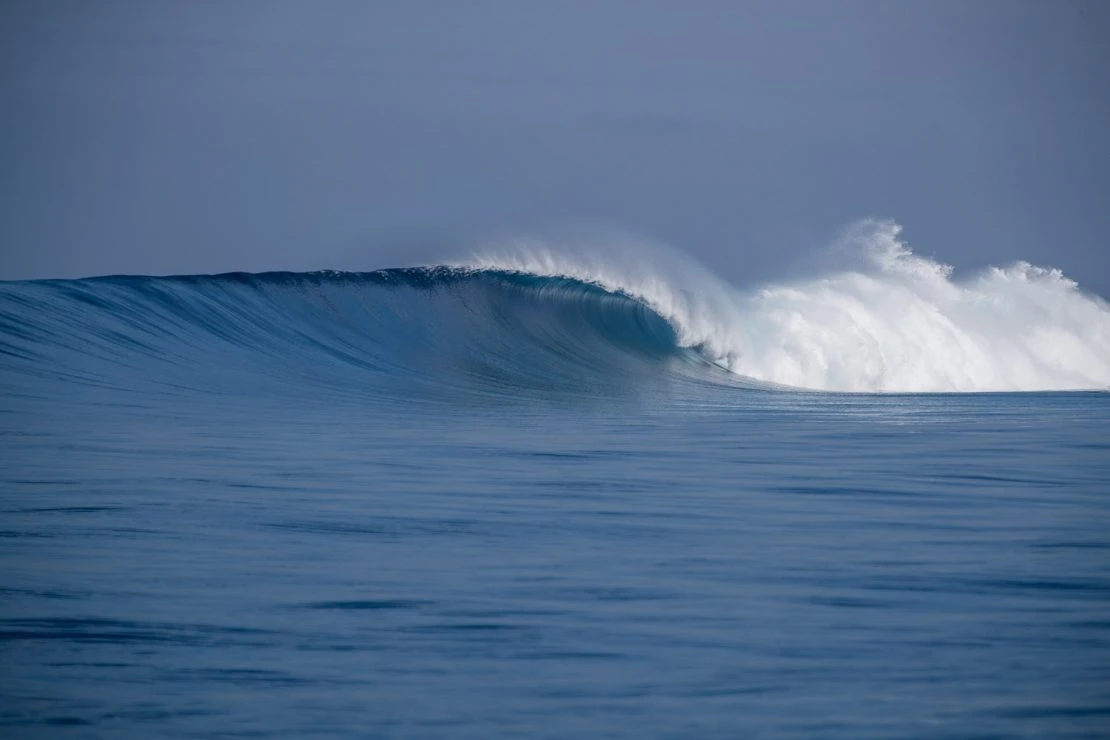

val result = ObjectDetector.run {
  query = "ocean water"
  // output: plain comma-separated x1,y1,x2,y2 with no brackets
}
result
2,234,1110,738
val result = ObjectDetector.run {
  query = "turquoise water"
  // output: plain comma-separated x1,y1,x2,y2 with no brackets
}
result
2,271,1109,738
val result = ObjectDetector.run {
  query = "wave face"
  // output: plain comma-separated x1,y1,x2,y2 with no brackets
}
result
0,268,721,406
2,221,1108,398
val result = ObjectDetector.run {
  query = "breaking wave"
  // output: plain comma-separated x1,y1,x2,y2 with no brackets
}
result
467,221,1110,392
1,220,1107,399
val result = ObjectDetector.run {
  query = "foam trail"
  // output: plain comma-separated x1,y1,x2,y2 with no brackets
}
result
466,221,1110,392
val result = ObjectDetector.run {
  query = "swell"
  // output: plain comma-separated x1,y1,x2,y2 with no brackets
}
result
0,268,722,404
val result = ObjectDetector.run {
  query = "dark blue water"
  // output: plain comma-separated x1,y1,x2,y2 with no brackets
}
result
2,270,1109,738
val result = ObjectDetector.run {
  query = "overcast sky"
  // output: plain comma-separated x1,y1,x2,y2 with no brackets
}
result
1,0,1107,294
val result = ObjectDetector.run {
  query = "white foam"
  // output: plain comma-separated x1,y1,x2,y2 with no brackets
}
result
463,221,1110,392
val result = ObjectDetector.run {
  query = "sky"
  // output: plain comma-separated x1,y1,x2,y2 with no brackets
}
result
1,0,1108,294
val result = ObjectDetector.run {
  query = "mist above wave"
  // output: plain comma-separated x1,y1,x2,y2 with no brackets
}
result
465,221,1110,393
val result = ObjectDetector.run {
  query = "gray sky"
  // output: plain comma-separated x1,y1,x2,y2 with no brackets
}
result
2,0,1107,294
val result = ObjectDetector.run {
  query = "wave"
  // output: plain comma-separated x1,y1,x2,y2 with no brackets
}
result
1,221,1108,399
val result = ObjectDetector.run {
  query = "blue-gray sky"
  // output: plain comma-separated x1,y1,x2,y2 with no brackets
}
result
2,0,1107,293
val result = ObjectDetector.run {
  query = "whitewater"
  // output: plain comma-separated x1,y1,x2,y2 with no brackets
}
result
467,220,1110,393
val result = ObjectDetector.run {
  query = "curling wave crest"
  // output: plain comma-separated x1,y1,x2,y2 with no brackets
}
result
467,221,1110,393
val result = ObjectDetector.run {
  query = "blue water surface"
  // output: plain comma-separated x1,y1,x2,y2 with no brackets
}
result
1,271,1108,738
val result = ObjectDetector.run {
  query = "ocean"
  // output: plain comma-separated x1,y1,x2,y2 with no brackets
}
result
2,233,1109,738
